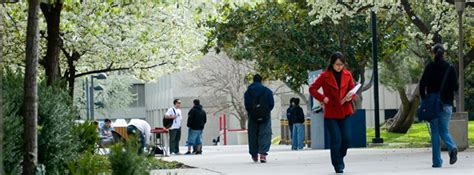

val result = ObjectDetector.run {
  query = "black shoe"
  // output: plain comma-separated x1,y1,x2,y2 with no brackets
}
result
251,156,258,163
449,148,458,165
259,154,266,163
185,151,192,155
335,169,344,173
195,151,202,155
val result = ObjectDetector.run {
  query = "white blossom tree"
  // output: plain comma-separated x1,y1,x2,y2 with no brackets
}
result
3,1,210,96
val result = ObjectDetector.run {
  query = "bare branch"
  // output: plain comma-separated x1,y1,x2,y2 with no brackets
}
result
3,4,19,32
75,62,169,78
337,1,353,11
400,0,430,35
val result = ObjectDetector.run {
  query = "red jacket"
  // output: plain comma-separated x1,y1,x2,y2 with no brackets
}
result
309,69,357,119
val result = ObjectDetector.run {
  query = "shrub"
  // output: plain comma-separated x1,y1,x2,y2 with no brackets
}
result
2,71,81,174
2,70,24,175
37,83,80,174
108,138,147,175
74,121,99,154
67,152,110,175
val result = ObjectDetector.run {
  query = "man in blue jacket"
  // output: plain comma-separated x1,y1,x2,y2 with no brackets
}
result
244,74,274,163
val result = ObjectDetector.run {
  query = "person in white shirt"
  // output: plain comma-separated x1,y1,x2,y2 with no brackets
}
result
164,99,182,155
127,119,151,154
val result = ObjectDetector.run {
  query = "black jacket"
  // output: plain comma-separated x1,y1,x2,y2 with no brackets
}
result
290,105,305,124
187,105,207,130
419,60,458,106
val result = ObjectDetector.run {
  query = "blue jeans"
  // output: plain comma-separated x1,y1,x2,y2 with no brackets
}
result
325,117,350,171
429,104,457,167
248,119,272,157
186,129,203,146
291,123,304,150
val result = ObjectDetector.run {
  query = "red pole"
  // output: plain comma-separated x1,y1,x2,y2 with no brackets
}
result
224,114,227,145
219,115,222,131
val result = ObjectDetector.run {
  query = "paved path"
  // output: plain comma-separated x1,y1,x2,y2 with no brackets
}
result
156,145,474,175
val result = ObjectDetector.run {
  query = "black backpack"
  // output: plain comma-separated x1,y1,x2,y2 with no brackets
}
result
163,108,176,129
249,91,271,122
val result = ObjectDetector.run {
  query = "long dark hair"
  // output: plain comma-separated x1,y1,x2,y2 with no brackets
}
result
432,43,444,61
326,52,346,71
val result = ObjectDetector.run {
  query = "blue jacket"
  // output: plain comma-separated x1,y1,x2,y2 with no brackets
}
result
244,82,274,114
286,106,294,125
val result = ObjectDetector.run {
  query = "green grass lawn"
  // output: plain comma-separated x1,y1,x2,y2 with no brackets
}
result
367,121,474,148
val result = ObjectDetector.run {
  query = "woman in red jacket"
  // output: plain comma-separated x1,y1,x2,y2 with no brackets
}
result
309,52,356,174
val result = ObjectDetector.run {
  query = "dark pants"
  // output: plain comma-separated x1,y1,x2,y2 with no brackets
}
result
127,125,145,154
325,117,350,171
248,119,272,157
169,128,181,154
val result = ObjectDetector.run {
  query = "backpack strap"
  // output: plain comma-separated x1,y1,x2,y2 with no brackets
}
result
440,65,451,93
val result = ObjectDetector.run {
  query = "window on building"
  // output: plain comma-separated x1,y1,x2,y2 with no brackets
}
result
129,84,145,107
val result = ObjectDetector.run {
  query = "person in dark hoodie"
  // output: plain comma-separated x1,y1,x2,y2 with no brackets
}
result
290,98,305,150
420,43,458,168
244,74,274,163
185,99,207,155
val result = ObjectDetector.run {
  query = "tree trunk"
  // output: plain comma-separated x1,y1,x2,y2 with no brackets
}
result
386,85,420,133
354,68,374,109
0,5,5,174
239,116,246,130
22,0,40,174
66,52,79,98
40,2,62,86
230,94,247,129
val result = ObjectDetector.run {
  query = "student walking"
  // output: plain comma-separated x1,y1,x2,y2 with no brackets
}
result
309,52,356,173
419,44,458,168
244,74,274,163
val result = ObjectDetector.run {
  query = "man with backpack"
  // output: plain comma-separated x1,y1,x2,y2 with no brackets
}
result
164,99,183,155
244,74,274,163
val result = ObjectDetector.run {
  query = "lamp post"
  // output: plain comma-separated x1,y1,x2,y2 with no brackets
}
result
455,0,465,112
85,73,106,120
371,9,383,144
451,0,470,151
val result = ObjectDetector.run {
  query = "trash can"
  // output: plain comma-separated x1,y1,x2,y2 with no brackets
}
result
311,109,366,149
304,118,311,147
280,119,290,145
442,112,469,151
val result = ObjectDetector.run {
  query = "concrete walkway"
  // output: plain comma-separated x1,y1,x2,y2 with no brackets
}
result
156,145,474,175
